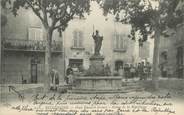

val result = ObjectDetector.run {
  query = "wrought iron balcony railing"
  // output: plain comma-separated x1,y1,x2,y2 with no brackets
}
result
2,39,63,53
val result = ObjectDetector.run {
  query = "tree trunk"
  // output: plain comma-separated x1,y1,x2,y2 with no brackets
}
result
152,29,161,90
44,28,53,92
0,32,1,78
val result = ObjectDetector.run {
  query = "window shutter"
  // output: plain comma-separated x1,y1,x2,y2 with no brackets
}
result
77,31,79,47
28,27,42,41
73,30,83,48
116,34,119,49
124,38,128,49
113,34,116,49
34,29,37,40
73,31,78,47
79,31,83,47
37,29,43,40
120,35,124,49
28,28,34,40
118,35,121,49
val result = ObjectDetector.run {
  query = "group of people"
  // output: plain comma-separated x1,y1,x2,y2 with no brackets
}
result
65,64,112,85
118,62,152,80
65,62,152,86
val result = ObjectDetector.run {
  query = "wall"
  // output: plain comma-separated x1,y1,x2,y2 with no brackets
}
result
1,8,64,84
159,24,184,77
2,52,64,84
139,41,151,62
159,33,176,76
175,24,184,78
2,52,35,83
63,1,137,72
1,8,62,41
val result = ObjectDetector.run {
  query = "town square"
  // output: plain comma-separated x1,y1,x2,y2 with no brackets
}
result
0,0,184,115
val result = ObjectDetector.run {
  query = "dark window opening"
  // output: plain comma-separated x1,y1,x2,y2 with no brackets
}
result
115,60,124,71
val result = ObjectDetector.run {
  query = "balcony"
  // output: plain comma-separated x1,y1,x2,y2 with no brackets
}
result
2,39,63,53
71,46,85,50
113,48,126,52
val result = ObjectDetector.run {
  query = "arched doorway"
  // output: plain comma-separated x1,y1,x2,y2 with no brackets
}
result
115,60,124,71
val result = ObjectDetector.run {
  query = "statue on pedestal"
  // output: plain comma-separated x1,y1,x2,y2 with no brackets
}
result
92,30,103,55
84,30,105,76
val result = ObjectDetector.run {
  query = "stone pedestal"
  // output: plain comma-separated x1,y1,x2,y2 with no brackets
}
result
70,54,122,93
69,76,122,93
87,55,105,76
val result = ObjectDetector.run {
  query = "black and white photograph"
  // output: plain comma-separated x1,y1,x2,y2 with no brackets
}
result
0,0,184,115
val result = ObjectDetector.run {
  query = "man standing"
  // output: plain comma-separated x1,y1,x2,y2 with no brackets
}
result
105,64,111,76
137,63,141,79
118,66,124,82
139,62,145,80
50,68,59,91
145,62,151,79
130,64,136,79
66,65,73,84
124,64,130,81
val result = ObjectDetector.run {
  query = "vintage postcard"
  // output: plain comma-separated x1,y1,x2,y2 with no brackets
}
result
0,0,184,115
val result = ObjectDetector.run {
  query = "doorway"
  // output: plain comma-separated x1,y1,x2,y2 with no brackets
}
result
30,57,40,83
115,60,124,71
31,64,37,83
69,59,83,72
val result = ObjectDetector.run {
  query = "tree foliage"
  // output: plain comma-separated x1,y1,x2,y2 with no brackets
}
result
99,0,183,46
1,0,90,36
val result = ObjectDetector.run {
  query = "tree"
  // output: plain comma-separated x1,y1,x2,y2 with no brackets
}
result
0,13,8,81
1,0,90,92
99,0,183,89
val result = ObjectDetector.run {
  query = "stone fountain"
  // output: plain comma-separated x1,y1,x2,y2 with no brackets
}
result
71,30,122,93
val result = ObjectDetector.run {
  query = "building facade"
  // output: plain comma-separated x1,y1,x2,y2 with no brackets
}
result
63,2,141,73
139,41,152,63
175,24,184,78
159,24,184,78
1,8,64,84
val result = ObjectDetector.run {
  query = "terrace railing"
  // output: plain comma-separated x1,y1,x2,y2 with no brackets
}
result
2,39,63,53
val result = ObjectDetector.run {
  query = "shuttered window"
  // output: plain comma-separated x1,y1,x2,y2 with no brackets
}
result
114,34,125,50
28,27,43,40
73,30,83,48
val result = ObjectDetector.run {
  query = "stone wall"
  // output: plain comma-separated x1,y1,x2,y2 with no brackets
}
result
1,52,64,84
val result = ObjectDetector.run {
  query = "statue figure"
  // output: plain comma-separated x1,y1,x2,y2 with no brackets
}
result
92,30,103,55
